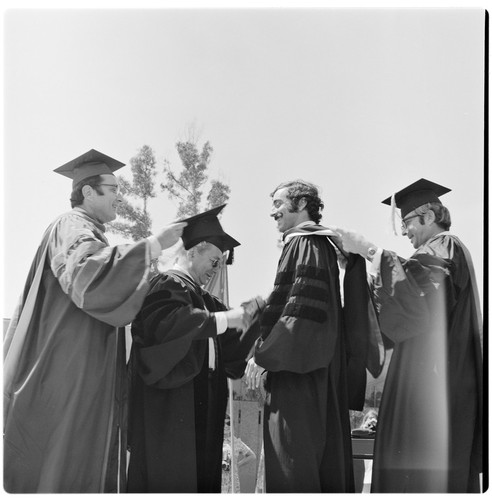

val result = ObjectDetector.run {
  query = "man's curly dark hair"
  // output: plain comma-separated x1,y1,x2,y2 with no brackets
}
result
270,179,324,224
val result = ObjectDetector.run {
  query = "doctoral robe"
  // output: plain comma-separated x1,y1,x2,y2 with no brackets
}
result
4,207,154,493
255,225,378,493
370,232,483,493
127,270,260,493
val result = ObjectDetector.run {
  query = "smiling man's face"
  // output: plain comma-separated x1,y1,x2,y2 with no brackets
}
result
270,187,303,233
401,209,435,249
189,243,223,286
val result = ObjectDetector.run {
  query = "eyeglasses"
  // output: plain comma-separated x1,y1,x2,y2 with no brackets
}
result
97,184,120,195
209,258,222,269
400,214,420,230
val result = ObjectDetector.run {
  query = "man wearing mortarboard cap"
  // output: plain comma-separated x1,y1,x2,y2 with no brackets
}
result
126,204,265,493
328,178,483,493
4,149,186,493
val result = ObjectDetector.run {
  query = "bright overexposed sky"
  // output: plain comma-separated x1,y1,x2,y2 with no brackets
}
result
2,4,486,318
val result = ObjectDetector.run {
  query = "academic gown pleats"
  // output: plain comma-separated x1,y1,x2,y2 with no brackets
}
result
370,233,482,493
127,271,259,493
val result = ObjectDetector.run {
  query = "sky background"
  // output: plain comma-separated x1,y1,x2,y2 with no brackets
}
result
2,5,486,318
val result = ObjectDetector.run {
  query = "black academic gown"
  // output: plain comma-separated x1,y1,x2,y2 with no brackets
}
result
255,227,362,493
370,233,483,493
126,270,259,493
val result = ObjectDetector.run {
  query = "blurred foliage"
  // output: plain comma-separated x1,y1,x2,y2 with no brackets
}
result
108,144,157,240
108,125,231,242
161,138,230,218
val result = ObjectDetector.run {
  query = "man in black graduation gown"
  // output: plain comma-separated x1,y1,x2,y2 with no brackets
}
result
329,179,483,493
127,205,264,493
245,180,380,493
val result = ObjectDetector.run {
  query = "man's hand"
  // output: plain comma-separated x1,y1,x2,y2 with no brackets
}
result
244,357,265,390
240,296,266,330
223,307,248,332
222,296,266,333
155,222,187,250
325,225,374,258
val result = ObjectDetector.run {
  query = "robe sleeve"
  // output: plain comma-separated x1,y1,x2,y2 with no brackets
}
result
373,236,460,344
132,274,219,389
48,212,152,327
220,321,262,379
254,235,341,373
218,296,265,379
343,253,385,410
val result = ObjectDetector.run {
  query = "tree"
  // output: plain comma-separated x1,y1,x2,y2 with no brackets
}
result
108,145,157,240
161,138,230,218
207,179,231,209
108,130,230,241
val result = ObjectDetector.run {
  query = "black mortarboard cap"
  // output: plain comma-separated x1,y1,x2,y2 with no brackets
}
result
54,149,125,187
179,204,241,252
382,178,451,218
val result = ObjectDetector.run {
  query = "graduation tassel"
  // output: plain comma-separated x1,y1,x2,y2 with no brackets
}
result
390,193,398,236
